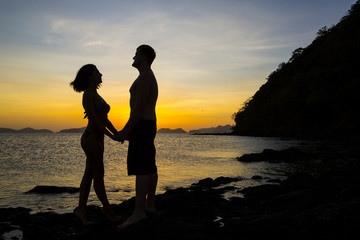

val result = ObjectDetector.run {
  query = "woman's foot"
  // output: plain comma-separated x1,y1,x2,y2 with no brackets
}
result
117,213,146,230
74,207,93,226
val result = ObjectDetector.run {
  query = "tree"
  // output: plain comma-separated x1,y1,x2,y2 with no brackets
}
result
289,48,304,62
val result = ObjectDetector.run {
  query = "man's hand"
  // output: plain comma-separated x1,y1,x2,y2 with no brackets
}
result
114,130,127,143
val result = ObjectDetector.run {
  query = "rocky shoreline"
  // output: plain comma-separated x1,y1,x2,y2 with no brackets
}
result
1,141,359,240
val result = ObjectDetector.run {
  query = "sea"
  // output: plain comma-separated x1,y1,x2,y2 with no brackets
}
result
0,133,302,214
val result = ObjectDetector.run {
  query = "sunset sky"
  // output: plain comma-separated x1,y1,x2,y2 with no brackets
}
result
0,0,356,132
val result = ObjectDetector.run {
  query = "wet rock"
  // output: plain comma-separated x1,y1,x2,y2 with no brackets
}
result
251,175,263,180
0,207,31,222
266,178,282,183
1,143,359,240
237,147,312,163
240,184,288,200
213,176,242,185
193,177,214,187
26,186,79,194
2,229,23,240
191,176,242,190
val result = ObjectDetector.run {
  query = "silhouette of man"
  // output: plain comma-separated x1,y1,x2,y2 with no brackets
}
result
116,44,158,229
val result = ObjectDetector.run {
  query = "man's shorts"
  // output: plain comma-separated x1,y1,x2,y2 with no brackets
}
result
127,119,157,175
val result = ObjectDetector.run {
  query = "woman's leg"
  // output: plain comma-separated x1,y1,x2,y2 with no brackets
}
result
75,163,93,225
75,137,95,225
83,135,119,221
78,161,93,207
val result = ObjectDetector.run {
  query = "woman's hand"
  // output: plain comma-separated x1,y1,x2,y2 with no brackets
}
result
114,130,127,143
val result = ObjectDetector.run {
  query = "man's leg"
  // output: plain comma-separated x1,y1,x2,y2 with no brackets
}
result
118,175,149,229
146,172,158,212
134,175,150,215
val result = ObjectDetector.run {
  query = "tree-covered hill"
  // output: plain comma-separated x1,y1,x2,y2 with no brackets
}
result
232,1,360,138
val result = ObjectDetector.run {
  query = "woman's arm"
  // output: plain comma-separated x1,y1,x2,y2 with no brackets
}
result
104,118,118,140
105,118,118,135
104,128,115,139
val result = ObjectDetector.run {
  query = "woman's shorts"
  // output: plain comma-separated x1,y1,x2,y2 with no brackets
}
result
127,120,157,175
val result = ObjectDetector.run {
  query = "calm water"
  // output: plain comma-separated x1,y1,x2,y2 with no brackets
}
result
0,133,302,213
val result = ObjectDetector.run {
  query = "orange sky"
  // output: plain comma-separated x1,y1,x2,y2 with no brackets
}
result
0,0,355,132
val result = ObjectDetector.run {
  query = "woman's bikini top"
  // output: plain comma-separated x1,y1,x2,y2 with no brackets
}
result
84,97,110,119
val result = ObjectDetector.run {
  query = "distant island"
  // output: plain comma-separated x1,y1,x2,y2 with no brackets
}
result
157,125,233,134
0,127,86,134
189,125,233,134
58,127,86,133
1,125,234,135
157,128,187,133
0,127,53,133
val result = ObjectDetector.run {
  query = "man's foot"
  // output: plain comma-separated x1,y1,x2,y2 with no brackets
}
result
101,207,122,222
145,199,156,213
145,207,156,215
117,213,146,230
74,207,93,226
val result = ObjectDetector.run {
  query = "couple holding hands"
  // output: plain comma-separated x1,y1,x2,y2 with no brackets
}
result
70,45,158,230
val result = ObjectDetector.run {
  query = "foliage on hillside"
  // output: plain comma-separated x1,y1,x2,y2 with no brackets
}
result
233,1,360,138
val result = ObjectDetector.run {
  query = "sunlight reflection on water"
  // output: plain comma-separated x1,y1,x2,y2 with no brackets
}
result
0,133,301,213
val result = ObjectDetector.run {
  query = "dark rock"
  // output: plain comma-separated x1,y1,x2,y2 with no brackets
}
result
266,178,282,183
251,175,263,180
26,186,79,194
196,177,214,186
240,184,289,200
0,207,31,222
213,176,242,185
2,141,360,240
191,176,242,190
191,177,214,189
237,147,312,163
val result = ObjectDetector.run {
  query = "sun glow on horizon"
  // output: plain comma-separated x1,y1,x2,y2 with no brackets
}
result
0,0,355,132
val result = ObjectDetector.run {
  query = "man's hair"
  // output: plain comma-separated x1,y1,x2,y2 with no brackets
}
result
137,44,156,65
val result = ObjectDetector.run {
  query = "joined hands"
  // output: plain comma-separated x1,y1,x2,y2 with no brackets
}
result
112,130,128,143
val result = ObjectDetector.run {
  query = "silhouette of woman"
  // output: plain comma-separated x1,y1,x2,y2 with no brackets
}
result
70,64,120,225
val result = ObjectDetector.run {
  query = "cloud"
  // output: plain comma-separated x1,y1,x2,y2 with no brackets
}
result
1,0,355,131
83,40,104,47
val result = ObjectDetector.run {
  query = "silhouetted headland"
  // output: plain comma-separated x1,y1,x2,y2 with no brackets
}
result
233,1,360,139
